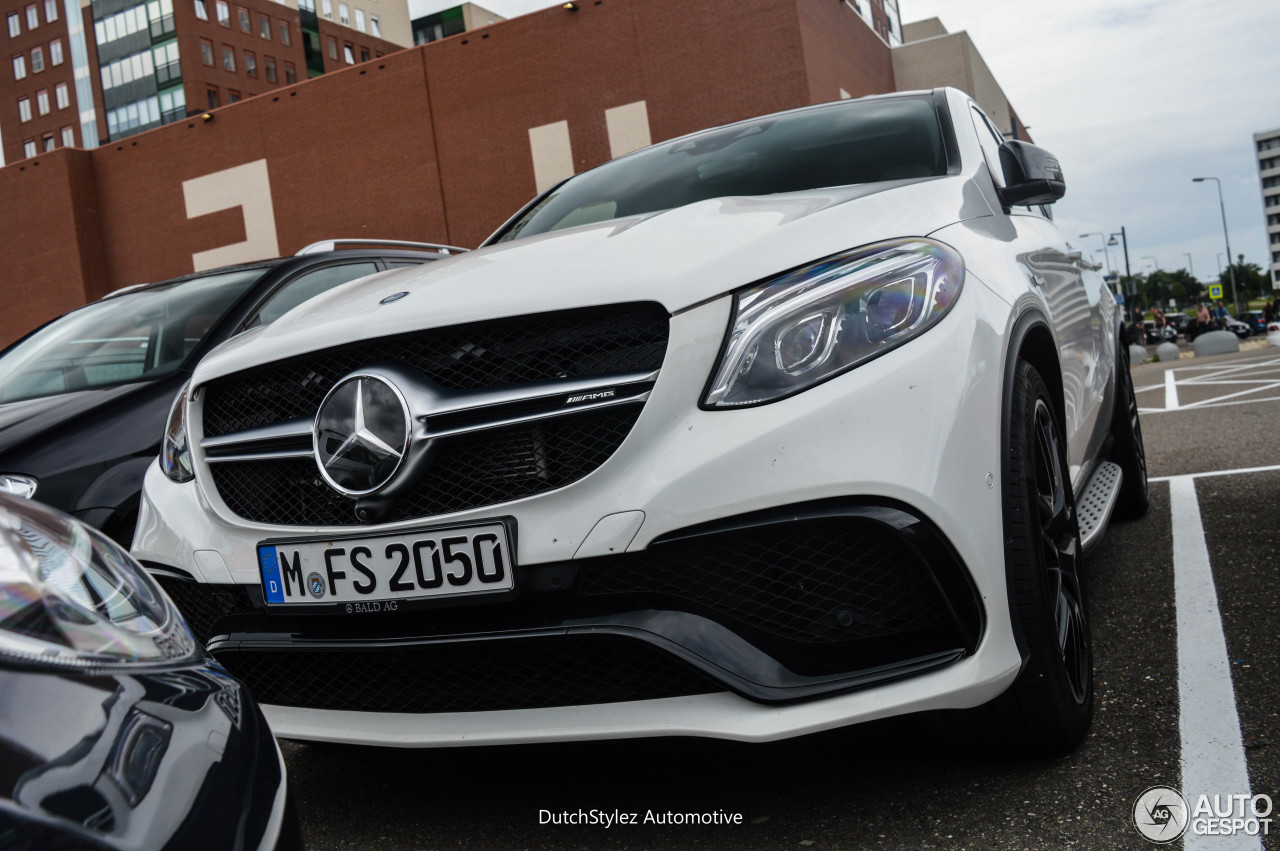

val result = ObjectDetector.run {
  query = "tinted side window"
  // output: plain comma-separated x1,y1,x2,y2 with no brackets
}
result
252,262,379,326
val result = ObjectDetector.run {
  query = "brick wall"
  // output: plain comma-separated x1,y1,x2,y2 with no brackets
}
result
0,0,895,346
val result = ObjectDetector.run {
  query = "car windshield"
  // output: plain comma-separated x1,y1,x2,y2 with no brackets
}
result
494,96,947,243
0,268,266,403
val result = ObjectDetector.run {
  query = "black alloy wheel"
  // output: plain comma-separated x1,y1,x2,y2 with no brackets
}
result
1031,397,1090,705
974,359,1093,756
1109,336,1149,519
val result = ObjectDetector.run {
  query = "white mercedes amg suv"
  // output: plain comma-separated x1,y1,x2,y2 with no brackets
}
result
134,88,1147,755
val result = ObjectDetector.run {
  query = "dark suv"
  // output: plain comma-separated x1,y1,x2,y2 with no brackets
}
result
0,240,460,545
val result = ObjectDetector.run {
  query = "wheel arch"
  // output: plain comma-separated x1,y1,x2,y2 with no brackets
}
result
999,307,1064,666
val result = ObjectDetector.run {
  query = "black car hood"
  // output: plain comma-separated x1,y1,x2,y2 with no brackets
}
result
0,381,167,454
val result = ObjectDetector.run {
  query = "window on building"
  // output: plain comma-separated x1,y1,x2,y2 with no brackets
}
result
60,125,74,146
18,97,32,122
355,8,364,31
12,55,26,80
194,0,207,19
206,84,218,107
283,60,295,83
342,43,353,64
49,38,62,65
278,20,290,44
321,0,331,18
244,49,256,75
369,14,379,36
359,47,368,61
35,88,48,115
227,88,239,102
42,133,54,150
44,0,56,21
23,140,37,158
264,54,275,81
222,44,235,70
338,2,348,25
259,13,269,37
238,7,249,31
216,0,229,26
7,14,20,37
200,38,214,64
25,4,37,29
326,35,336,58
30,46,43,73
54,80,68,108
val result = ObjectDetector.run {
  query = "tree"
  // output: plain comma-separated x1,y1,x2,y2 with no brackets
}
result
1219,261,1268,303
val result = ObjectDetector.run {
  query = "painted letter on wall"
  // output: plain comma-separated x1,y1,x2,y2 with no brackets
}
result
182,159,280,271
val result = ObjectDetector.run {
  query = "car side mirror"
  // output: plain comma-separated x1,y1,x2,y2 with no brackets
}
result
997,140,1066,207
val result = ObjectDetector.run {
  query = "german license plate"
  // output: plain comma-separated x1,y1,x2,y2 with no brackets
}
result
257,522,513,606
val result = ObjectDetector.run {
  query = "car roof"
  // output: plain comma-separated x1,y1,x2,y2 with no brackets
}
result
97,247,447,303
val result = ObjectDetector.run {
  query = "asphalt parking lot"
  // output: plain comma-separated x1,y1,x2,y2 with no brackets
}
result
280,347,1280,851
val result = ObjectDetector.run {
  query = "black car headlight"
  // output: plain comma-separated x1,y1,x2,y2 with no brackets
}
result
703,238,964,408
160,382,194,483
0,495,197,670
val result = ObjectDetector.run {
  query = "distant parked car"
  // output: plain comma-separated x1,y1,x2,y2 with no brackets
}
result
1164,312,1191,337
0,240,461,546
1143,320,1176,344
0,493,301,849
1235,311,1267,335
1223,316,1253,339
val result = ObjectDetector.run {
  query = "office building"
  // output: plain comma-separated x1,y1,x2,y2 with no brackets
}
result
411,2,501,46
1257,127,1280,288
1,0,411,163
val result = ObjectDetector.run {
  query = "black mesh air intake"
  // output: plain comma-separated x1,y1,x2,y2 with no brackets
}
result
215,636,721,713
578,518,948,644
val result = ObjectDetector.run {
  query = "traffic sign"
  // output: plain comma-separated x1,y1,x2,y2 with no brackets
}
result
1209,283,1223,299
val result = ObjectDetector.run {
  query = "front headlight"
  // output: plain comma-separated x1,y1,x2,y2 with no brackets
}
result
0,495,197,670
703,238,964,408
0,474,37,499
160,381,194,483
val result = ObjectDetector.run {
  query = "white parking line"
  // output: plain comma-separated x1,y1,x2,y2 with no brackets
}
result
1167,476,1260,850
1151,463,1280,483
1138,355,1280,414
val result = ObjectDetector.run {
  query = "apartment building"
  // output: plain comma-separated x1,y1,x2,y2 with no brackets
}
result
1257,127,1280,287
0,0,411,162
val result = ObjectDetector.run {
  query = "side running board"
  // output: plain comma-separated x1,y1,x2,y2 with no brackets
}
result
1078,461,1123,555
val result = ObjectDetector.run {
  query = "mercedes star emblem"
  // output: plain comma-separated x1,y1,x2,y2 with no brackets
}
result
313,373,412,496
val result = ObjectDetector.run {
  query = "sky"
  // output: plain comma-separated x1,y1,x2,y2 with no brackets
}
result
412,0,1280,285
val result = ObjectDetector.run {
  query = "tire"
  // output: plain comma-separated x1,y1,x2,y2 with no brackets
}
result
976,360,1093,756
1109,337,1149,520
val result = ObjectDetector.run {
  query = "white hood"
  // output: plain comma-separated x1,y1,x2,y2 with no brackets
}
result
196,174,987,383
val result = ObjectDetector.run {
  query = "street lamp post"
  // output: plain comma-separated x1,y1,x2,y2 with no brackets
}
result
1193,177,1240,314
1108,227,1133,300
1079,232,1113,275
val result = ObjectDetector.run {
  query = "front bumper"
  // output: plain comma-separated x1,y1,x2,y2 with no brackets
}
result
134,283,1023,745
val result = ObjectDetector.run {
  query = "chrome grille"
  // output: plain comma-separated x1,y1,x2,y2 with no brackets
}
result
209,405,642,525
201,303,669,438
